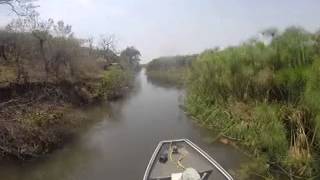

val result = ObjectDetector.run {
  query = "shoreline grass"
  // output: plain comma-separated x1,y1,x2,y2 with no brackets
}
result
186,26,320,179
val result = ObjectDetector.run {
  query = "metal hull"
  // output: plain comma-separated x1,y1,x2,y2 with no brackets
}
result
143,139,233,180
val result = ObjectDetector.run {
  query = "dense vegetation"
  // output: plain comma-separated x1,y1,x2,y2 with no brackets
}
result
186,27,320,179
146,55,196,86
0,12,140,159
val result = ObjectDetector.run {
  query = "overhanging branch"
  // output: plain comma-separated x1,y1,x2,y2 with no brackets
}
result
0,0,38,16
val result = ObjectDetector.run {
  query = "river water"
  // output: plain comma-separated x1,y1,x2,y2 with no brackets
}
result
0,70,245,180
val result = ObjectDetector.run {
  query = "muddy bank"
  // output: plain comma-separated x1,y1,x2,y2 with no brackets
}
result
0,73,131,160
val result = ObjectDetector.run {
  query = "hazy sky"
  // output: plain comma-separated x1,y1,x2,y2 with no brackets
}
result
1,0,320,63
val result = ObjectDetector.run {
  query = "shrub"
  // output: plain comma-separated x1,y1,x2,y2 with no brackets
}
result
98,67,132,99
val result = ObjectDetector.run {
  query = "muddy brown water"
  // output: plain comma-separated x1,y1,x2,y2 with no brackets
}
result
0,69,246,180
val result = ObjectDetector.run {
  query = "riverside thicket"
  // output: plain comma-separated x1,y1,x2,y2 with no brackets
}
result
0,14,140,159
185,26,320,179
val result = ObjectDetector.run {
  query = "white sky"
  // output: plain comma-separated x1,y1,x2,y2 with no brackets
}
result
1,0,320,63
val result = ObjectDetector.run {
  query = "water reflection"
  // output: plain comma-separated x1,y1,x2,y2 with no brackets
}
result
0,69,246,180
146,75,182,89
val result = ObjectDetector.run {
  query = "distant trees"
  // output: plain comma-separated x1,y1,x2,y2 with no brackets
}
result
0,2,143,84
120,46,141,70
0,13,142,84
98,34,117,63
87,37,94,55
99,34,116,52
147,55,197,71
53,21,73,38
0,30,35,83
146,55,197,86
0,15,93,83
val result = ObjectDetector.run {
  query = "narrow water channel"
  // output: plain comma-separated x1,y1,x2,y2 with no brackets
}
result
0,70,245,180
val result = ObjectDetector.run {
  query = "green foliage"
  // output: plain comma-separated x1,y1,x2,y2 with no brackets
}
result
238,156,274,180
253,105,288,160
146,68,188,87
305,57,320,112
305,57,320,144
120,46,141,71
0,16,136,159
147,55,196,71
0,16,139,85
23,110,64,127
186,26,320,179
271,27,315,69
146,55,197,87
188,42,277,104
274,67,309,102
98,67,132,99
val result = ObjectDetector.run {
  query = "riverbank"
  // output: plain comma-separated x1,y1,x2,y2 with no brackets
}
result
0,66,133,160
0,13,142,160
0,69,245,180
186,27,320,179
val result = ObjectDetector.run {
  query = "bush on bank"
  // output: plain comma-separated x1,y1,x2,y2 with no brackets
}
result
0,16,139,159
98,66,133,99
186,26,320,179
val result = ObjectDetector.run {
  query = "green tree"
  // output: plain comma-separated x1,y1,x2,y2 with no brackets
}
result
120,46,141,70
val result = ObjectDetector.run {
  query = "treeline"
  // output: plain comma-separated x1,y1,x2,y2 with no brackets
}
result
0,15,140,86
186,26,320,179
0,11,141,159
146,55,197,86
147,55,196,71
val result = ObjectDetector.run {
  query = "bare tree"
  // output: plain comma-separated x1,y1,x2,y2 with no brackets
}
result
0,44,7,62
31,18,54,80
87,36,94,55
0,30,34,83
99,34,116,62
99,34,117,51
5,16,33,32
53,20,73,37
0,0,37,16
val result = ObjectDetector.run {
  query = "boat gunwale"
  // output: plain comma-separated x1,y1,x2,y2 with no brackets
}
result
143,139,234,180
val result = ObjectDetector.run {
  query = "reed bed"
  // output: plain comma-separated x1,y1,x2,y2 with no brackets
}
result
186,26,320,179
